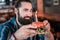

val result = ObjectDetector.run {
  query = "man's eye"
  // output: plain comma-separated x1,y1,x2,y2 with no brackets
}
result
24,9,28,11
23,9,33,12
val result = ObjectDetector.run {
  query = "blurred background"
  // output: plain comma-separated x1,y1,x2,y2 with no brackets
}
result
0,0,15,23
0,0,60,40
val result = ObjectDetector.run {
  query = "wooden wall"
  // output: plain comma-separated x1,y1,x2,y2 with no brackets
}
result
37,0,60,22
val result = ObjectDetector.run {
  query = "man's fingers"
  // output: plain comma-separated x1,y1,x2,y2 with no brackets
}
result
29,29,36,34
29,33,36,37
43,20,49,26
28,29,37,37
23,24,37,29
43,20,50,31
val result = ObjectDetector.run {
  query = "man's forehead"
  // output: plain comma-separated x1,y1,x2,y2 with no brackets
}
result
20,2,32,9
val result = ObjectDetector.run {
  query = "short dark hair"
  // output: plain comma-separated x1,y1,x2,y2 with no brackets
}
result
15,0,32,8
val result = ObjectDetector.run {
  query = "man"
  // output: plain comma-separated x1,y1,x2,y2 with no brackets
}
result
0,13,10,24
0,0,54,40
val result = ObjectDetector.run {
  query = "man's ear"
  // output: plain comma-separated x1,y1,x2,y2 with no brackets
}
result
14,8,18,14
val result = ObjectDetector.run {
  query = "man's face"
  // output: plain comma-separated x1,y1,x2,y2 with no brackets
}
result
0,13,9,23
18,2,34,25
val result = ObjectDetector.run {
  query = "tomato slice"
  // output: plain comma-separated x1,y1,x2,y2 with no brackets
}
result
32,22,43,28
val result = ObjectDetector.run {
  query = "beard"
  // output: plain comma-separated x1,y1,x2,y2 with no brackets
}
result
18,16,35,25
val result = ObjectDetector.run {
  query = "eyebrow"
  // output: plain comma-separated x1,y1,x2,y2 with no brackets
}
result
24,9,28,10
24,8,32,11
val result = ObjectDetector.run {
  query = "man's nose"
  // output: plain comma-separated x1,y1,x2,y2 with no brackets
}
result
26,12,32,16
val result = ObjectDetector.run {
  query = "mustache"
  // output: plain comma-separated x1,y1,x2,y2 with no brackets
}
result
24,16,32,19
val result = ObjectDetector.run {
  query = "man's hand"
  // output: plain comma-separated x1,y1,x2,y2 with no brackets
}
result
14,24,37,40
43,20,50,31
43,20,54,40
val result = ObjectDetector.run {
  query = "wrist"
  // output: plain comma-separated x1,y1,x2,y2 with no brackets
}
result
13,34,17,40
10,34,16,40
14,33,25,40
